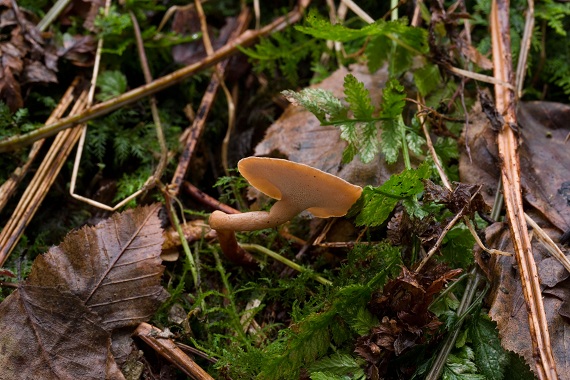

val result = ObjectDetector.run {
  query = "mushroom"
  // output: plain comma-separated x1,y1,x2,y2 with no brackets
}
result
210,157,362,264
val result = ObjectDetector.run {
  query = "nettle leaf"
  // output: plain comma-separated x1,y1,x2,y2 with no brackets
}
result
309,353,365,379
356,162,431,226
96,70,127,101
443,347,486,380
469,315,509,380
296,9,380,42
282,88,346,123
366,35,391,73
414,63,443,96
344,74,374,119
379,79,407,163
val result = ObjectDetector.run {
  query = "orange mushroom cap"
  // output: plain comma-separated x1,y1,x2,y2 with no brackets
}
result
209,157,362,231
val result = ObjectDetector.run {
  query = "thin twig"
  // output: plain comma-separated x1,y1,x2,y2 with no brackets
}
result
515,0,535,97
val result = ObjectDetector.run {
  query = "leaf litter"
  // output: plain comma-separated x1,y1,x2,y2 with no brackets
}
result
0,205,165,379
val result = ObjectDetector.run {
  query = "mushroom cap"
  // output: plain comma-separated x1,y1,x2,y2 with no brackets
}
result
238,157,362,218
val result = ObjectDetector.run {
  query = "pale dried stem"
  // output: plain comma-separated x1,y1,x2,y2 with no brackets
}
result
193,0,237,176
0,78,79,213
515,0,535,97
0,89,89,266
491,1,557,378
525,214,570,273
0,2,310,153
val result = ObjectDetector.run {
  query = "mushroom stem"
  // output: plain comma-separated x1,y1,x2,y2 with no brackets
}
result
215,229,256,266
210,201,301,231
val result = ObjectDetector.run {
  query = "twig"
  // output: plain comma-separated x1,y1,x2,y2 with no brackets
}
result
525,213,570,273
134,322,214,380
515,0,535,97
0,1,310,153
491,1,557,378
182,181,240,215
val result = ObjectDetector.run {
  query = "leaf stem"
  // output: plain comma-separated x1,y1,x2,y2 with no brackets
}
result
398,115,412,170
240,243,332,286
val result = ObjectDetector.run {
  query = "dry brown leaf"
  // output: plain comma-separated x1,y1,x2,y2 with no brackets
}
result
0,2,58,111
478,223,570,378
460,101,570,232
0,204,165,379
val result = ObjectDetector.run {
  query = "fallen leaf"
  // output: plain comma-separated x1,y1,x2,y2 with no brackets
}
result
0,205,165,378
460,100,570,232
478,223,570,378
0,2,59,111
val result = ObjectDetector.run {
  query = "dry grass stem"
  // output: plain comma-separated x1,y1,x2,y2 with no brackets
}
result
491,0,557,377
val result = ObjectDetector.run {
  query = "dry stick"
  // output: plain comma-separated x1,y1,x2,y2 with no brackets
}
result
0,88,89,266
169,8,250,196
134,323,215,380
491,1,557,378
0,78,79,212
0,2,309,153
525,214,570,273
182,181,240,215
193,0,238,176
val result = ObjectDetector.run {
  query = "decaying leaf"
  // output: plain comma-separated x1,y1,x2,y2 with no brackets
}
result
460,100,570,232
0,205,165,379
0,1,58,111
477,222,570,379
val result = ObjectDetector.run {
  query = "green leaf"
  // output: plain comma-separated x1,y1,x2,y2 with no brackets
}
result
414,63,443,96
349,307,378,335
96,71,128,102
379,80,407,163
309,353,365,379
344,74,374,120
356,162,431,226
296,9,380,42
282,88,346,123
406,129,426,156
469,315,509,380
366,35,391,73
443,347,486,380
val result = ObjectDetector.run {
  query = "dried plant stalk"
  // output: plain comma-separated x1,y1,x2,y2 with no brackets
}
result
0,87,89,267
490,1,557,378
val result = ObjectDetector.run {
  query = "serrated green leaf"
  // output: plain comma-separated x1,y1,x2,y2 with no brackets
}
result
344,74,374,119
469,315,509,380
443,347,486,380
406,130,426,156
282,88,346,123
296,9,382,42
366,35,391,73
380,80,407,119
96,70,128,102
356,163,431,226
414,63,443,96
309,353,363,377
350,307,379,335
310,372,347,380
